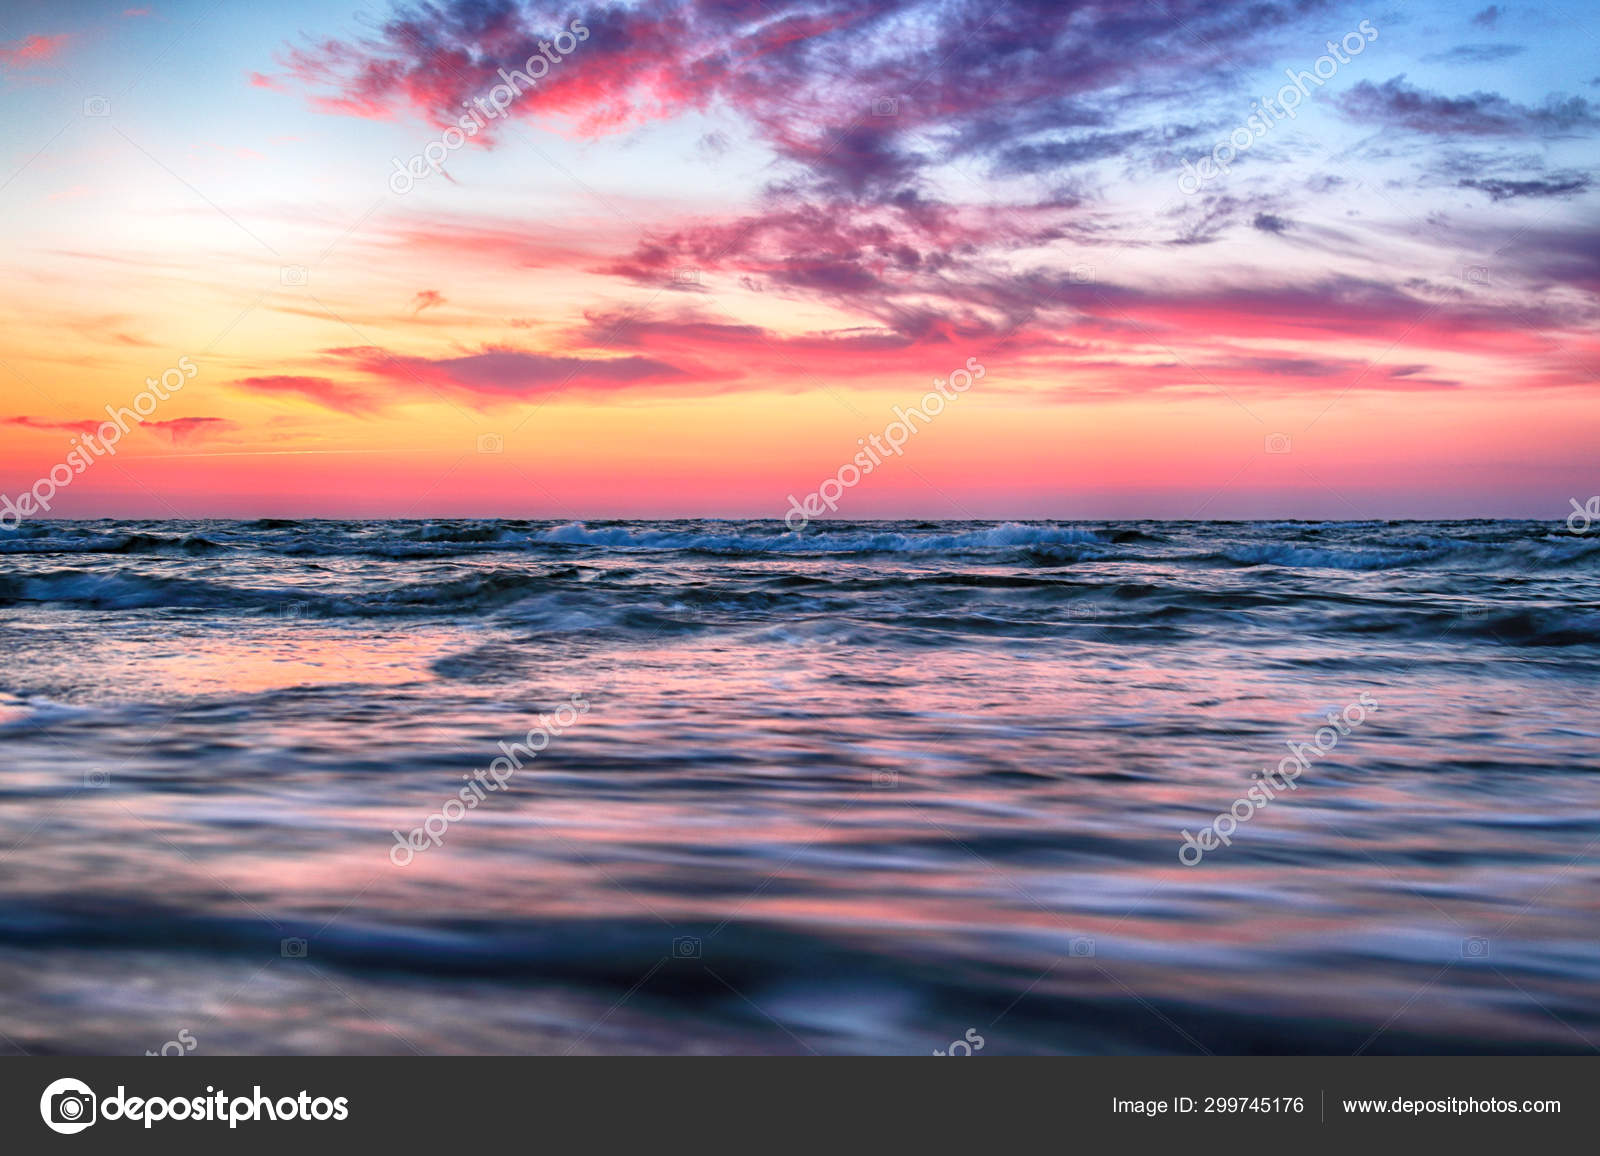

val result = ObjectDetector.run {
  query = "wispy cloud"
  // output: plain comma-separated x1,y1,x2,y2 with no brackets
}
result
0,33,68,67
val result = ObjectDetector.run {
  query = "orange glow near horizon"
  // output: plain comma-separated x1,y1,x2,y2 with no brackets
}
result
0,1,1595,520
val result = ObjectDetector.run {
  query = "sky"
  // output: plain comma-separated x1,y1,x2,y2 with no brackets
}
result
0,0,1595,520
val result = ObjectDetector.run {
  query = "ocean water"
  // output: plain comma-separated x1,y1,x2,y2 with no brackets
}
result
0,518,1597,1055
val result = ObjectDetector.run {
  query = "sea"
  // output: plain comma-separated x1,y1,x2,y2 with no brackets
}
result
0,518,1596,1054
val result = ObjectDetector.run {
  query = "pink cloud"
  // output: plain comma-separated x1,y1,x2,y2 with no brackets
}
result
3,415,101,435
230,375,385,416
326,344,698,402
143,418,235,445
4,415,234,444
0,33,69,67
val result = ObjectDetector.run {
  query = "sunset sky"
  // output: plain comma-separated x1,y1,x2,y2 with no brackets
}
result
0,0,1595,519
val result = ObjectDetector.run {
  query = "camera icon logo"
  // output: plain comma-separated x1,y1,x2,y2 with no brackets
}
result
1069,936,1096,958
1462,936,1490,958
84,768,110,789
280,265,309,286
672,935,702,959
83,96,111,118
1264,432,1292,454
476,433,504,454
1068,264,1095,284
281,936,309,959
1463,265,1489,286
872,770,899,789
872,97,899,117
670,267,701,287
40,1077,97,1134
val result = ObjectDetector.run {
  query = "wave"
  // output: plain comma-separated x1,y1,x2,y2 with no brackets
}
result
1462,607,1600,647
533,521,1105,555
0,566,585,617
0,570,250,610
1217,534,1600,572
0,529,228,556
6,519,1594,571
1218,543,1459,570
